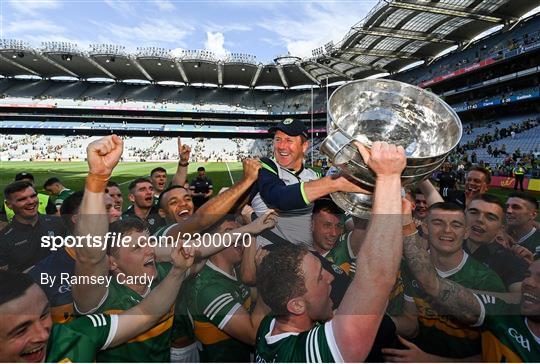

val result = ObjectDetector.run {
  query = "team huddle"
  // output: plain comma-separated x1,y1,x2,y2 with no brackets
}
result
0,119,539,362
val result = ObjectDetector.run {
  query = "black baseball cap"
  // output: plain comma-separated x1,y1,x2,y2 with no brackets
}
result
15,172,34,182
269,118,308,139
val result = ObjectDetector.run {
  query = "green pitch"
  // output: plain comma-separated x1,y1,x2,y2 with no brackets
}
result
1,160,537,207
0,161,245,198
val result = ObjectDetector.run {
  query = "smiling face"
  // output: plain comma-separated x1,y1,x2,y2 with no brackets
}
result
312,210,342,254
414,193,428,220
5,187,39,220
158,187,194,223
506,197,537,229
464,170,489,200
0,284,51,363
521,260,540,318
107,186,123,211
273,130,308,171
426,208,466,256
109,229,157,280
466,199,504,245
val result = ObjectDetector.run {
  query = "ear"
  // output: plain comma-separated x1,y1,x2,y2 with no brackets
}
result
302,139,310,154
286,297,306,316
70,214,79,225
108,255,119,273
128,193,135,203
4,198,13,210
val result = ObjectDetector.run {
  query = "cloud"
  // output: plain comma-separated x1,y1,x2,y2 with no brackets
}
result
103,0,137,17
102,19,195,49
153,0,175,11
8,0,61,15
204,32,228,59
259,1,377,58
5,19,66,35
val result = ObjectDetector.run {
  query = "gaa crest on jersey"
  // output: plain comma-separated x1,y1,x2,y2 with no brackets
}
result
148,218,155,225
508,328,531,352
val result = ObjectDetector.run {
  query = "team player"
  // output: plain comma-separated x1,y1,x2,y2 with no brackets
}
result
123,177,166,234
0,241,194,362
387,202,506,360
188,216,273,362
255,141,408,362
505,192,539,254
400,221,540,362
465,194,528,291
440,166,491,209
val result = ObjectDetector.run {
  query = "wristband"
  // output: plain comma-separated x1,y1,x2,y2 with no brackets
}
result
86,173,110,193
178,161,189,167
402,222,418,236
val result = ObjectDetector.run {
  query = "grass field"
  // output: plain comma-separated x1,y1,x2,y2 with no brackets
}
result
0,161,245,198
1,161,538,205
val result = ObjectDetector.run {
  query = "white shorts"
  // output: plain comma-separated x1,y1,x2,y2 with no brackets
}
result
170,341,200,363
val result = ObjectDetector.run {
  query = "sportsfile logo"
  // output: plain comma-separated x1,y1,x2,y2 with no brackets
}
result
508,328,530,352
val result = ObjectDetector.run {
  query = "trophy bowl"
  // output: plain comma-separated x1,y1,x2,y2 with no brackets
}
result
321,79,462,217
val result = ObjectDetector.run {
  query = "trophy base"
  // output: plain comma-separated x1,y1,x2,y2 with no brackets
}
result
330,191,372,218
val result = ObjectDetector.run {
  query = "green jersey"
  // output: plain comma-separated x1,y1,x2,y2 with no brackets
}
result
474,293,539,362
52,189,74,208
403,252,506,358
255,315,344,363
87,263,173,362
47,313,117,362
187,260,252,362
518,227,540,255
325,232,356,277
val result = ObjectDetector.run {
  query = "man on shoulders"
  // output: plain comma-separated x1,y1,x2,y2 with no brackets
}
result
252,118,367,248
255,141,407,362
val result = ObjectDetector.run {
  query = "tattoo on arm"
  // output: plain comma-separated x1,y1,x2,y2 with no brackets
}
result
403,233,481,325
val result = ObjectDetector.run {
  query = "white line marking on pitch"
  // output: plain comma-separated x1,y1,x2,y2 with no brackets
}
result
225,162,234,185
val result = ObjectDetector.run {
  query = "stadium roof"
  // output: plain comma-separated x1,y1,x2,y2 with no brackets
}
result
1,0,539,88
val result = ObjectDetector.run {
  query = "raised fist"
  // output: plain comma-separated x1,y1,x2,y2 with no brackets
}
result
242,158,261,182
178,137,191,165
86,135,123,176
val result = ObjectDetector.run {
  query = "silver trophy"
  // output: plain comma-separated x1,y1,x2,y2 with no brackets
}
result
320,79,462,217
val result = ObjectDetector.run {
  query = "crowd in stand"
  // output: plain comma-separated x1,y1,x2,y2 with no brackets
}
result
448,117,540,178
0,119,539,362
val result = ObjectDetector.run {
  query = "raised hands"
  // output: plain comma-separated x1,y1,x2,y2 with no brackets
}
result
354,141,406,178
178,137,191,165
244,209,278,235
86,135,124,176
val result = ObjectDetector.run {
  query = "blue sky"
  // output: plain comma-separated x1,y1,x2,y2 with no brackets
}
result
1,0,379,63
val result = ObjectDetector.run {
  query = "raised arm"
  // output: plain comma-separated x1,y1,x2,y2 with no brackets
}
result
171,137,190,187
155,210,278,268
110,244,194,347
402,230,481,325
165,158,260,238
73,135,123,314
332,141,406,362
417,179,444,206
